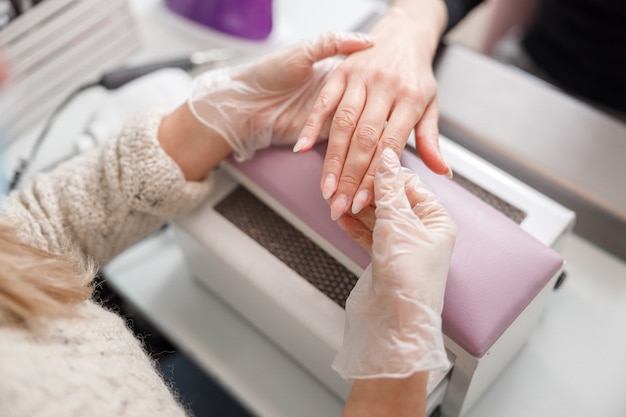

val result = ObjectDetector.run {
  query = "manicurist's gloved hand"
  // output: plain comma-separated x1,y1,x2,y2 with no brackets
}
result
188,32,374,162
332,148,456,379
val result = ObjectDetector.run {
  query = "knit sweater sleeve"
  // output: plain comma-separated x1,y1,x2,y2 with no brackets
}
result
2,109,215,265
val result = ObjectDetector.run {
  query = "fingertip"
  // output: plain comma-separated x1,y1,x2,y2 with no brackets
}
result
330,193,348,221
354,32,375,45
293,137,309,153
435,157,453,177
351,189,371,214
377,147,400,176
330,31,374,44
322,173,338,201
324,32,375,57
415,100,452,176
297,122,324,152
374,148,409,207
336,214,356,234
416,134,451,176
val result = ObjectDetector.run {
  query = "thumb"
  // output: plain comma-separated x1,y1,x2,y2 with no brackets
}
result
374,148,412,218
300,32,374,65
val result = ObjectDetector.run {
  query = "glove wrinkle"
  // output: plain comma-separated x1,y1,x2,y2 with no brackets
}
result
333,151,455,383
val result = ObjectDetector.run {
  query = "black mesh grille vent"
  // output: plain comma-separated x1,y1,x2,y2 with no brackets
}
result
451,172,527,224
215,186,358,308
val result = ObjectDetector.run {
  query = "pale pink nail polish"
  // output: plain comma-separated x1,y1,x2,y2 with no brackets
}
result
322,174,337,200
293,137,308,153
331,194,348,221
351,190,370,214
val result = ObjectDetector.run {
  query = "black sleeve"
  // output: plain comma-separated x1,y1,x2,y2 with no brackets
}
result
443,0,485,32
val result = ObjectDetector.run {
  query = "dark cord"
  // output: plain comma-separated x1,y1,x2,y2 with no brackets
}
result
9,82,99,191
8,54,201,191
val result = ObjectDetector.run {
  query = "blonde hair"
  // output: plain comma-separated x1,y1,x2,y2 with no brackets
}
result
0,221,95,327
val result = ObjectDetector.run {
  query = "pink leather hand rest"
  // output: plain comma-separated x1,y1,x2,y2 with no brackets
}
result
229,142,564,357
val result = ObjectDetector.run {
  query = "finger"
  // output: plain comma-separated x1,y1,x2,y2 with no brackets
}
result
252,32,372,97
351,205,376,232
401,170,454,232
351,102,418,214
415,100,452,177
294,73,346,153
401,169,439,212
324,81,367,216
401,168,428,208
410,187,449,224
334,87,393,217
337,215,373,253
300,32,375,66
373,148,413,219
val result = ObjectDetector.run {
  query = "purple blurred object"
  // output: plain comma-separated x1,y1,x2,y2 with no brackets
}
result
165,0,273,41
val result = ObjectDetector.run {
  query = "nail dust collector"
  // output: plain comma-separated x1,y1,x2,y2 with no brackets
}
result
173,137,574,417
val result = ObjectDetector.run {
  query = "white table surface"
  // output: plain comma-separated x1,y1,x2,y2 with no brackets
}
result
6,0,626,416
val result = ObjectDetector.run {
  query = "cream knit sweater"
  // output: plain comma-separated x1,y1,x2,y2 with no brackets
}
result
0,111,215,417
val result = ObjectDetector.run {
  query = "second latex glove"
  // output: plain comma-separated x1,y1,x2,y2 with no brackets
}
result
332,148,457,379
188,32,374,162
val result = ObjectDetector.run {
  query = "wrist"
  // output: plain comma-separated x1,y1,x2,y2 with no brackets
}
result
159,103,232,181
189,68,258,161
385,0,448,57
343,373,428,417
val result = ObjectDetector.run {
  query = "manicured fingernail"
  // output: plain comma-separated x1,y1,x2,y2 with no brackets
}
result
446,166,454,179
322,174,337,200
293,137,308,153
331,194,348,221
351,189,370,214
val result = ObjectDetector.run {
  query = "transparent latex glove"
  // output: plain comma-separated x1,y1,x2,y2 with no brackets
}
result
188,32,374,162
332,148,457,379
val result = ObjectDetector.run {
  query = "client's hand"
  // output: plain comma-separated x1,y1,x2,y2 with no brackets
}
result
332,148,456,379
188,32,374,161
295,5,451,221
